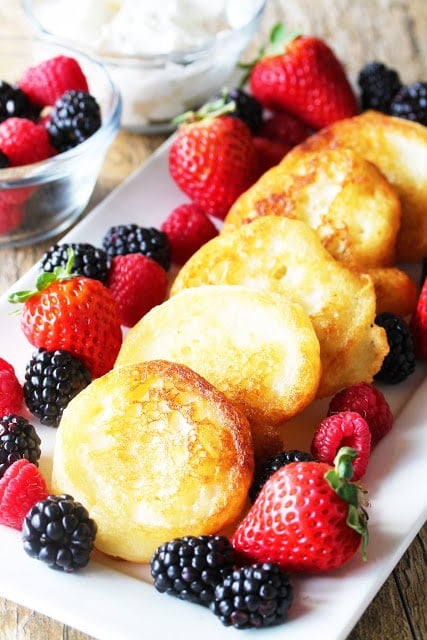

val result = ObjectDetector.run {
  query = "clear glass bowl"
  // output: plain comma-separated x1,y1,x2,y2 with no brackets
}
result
0,36,121,248
22,0,266,133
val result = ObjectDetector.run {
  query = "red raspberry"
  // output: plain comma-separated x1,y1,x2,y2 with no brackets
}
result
106,253,168,327
259,110,312,147
0,118,55,167
0,459,49,530
18,55,89,107
311,411,371,480
253,136,292,174
328,382,394,446
410,278,427,359
0,200,24,235
0,358,23,417
160,203,219,265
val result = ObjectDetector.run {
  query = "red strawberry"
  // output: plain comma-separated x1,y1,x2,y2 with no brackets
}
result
410,278,427,359
106,253,168,327
169,114,259,220
243,24,358,130
311,411,371,481
0,459,49,530
232,447,369,573
252,136,292,174
0,358,23,417
259,109,312,146
160,203,219,265
0,118,55,167
8,250,122,378
18,55,89,107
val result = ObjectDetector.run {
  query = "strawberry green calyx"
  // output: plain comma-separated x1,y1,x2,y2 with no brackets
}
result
324,446,370,560
8,248,77,304
172,92,236,126
238,22,301,87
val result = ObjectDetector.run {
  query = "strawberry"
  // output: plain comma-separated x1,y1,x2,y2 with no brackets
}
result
241,23,358,130
18,55,89,108
106,253,168,327
8,249,122,379
0,357,23,417
169,109,259,220
410,277,427,359
232,447,369,573
0,459,48,530
160,203,219,265
0,118,55,167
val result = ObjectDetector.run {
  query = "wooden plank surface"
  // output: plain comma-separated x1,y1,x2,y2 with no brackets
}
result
0,0,426,638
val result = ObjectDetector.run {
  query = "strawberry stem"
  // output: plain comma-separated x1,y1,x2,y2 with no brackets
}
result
172,92,236,126
324,447,369,560
8,248,77,304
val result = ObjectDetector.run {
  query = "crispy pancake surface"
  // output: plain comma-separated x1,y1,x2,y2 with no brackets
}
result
290,110,427,262
171,216,388,398
223,146,401,269
52,359,254,563
116,284,321,426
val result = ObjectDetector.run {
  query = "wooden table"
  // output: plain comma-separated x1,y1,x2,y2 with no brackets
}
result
1,1,426,638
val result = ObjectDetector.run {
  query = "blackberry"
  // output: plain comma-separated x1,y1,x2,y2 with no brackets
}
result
40,242,108,283
218,87,263,134
46,89,102,152
374,311,416,384
0,414,41,478
22,493,97,572
0,149,9,168
102,223,171,270
357,61,402,113
0,80,40,123
210,562,293,629
150,535,235,606
390,81,427,126
23,348,92,428
249,449,315,503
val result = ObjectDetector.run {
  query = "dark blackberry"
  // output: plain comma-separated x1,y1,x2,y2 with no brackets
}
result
22,493,97,572
218,87,263,134
0,80,41,123
40,242,108,283
249,449,315,503
0,149,9,168
357,61,402,113
46,89,102,152
374,311,416,384
23,348,92,427
210,562,293,629
150,535,235,606
102,223,171,271
390,81,427,126
0,414,41,478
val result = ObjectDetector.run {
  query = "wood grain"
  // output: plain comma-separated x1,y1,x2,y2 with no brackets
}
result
0,0,426,638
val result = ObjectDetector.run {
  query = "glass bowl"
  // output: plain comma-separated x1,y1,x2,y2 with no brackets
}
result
0,36,121,248
21,0,266,133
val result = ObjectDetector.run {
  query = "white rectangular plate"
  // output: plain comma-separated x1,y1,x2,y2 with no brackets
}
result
0,137,426,640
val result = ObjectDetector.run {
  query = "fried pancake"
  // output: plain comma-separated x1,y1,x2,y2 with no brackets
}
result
116,284,321,426
288,110,427,262
223,146,401,269
171,216,389,398
52,359,254,563
367,266,418,317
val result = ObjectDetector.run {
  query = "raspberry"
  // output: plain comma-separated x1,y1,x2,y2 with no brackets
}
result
18,55,89,108
160,203,218,265
253,137,292,174
258,110,312,147
106,253,169,327
410,278,427,359
311,411,371,481
151,535,235,606
328,382,393,447
0,118,55,167
0,459,49,530
374,312,416,383
0,414,41,478
0,358,24,418
249,449,315,503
